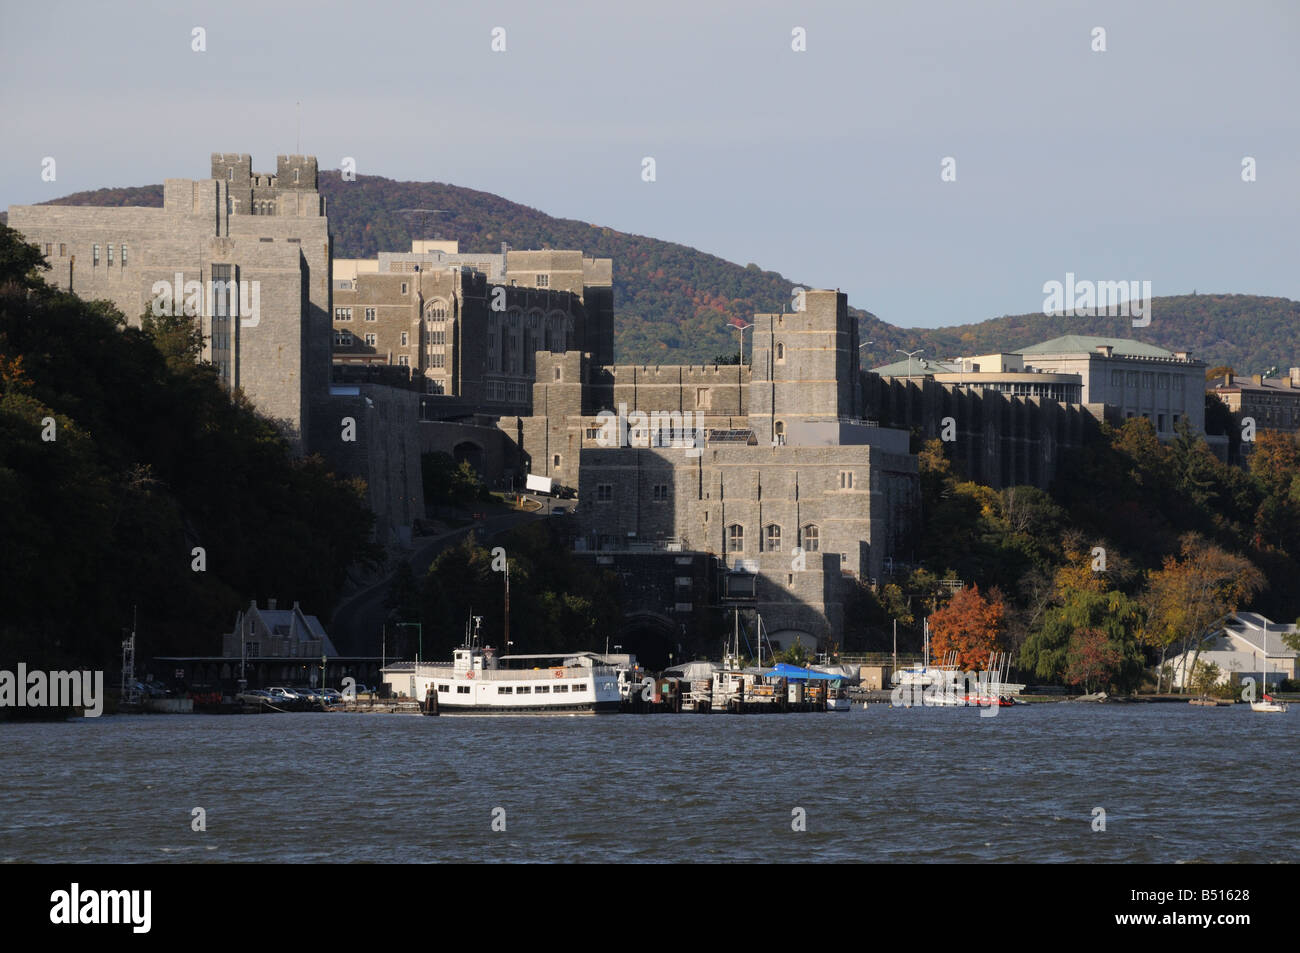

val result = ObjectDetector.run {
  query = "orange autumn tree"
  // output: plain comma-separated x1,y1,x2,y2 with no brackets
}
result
928,584,1005,671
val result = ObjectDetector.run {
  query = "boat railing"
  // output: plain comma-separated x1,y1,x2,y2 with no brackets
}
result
408,663,619,681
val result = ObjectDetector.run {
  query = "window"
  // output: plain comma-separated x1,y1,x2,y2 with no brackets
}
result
59,243,66,257
802,524,820,552
334,330,353,347
363,308,375,322
427,379,446,395
497,686,513,695
428,330,446,346
120,244,127,266
727,524,744,553
1111,371,1122,386
430,353,446,368
398,355,409,367
1157,413,1166,431
436,684,449,693
554,367,562,381
535,685,550,694
400,332,409,346
335,308,352,322
1142,372,1154,389
106,243,113,265
553,454,561,469
653,484,668,502
364,333,376,347
536,274,549,287
92,244,100,265
400,283,408,295
43,243,51,257
517,686,531,695
696,387,711,410
764,524,782,553
456,685,471,694
776,342,785,362
839,471,854,490
554,684,568,693
774,421,785,445
597,484,613,503
571,683,586,692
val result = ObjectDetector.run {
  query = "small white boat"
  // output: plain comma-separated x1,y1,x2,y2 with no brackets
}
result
1249,622,1290,713
1251,694,1289,713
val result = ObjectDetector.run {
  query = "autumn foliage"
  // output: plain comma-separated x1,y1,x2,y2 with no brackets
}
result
928,584,1005,671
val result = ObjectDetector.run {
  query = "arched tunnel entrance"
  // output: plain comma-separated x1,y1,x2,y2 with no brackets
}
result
453,441,484,475
614,613,681,672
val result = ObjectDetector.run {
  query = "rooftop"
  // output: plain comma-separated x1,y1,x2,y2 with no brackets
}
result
1017,335,1177,358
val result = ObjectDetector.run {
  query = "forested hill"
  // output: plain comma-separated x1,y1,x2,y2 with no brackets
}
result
20,176,1298,373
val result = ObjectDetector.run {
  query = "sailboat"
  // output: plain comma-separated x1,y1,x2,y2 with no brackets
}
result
1251,620,1289,713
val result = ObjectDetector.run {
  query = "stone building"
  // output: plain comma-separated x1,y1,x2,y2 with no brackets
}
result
504,290,920,653
1208,368,1300,434
7,154,332,450
331,241,613,412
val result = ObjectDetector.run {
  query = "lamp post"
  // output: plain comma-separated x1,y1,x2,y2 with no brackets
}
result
897,348,924,380
723,321,753,417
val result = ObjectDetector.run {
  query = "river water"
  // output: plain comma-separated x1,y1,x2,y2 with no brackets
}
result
1,705,1294,863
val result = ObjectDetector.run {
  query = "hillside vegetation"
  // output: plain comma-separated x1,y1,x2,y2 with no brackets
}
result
25,177,1300,373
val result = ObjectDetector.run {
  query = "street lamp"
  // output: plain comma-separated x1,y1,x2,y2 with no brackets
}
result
897,348,924,379
723,321,754,416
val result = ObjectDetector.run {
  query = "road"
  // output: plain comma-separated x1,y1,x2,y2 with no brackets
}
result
328,507,538,655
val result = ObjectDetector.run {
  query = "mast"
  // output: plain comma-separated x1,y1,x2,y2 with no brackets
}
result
504,558,511,654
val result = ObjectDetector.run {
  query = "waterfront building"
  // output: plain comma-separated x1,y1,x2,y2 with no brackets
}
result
1165,612,1298,690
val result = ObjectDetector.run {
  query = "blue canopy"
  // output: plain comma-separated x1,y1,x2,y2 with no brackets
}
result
762,663,840,681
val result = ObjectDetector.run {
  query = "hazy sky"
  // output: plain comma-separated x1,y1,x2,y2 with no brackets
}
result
2,0,1296,328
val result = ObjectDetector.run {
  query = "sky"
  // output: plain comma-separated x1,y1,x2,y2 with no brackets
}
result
1,0,1296,329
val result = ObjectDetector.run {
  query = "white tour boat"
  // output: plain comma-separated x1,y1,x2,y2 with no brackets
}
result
383,642,623,715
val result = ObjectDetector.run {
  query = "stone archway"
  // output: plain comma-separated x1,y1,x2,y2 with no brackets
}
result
615,612,680,671
453,440,485,475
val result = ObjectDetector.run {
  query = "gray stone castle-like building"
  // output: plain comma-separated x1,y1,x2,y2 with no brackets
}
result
502,290,920,651
8,154,332,449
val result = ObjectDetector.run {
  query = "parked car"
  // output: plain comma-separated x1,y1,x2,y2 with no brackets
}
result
319,689,342,705
265,687,301,702
236,689,275,705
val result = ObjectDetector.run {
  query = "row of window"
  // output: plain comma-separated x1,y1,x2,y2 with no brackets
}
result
727,523,820,553
435,683,583,695
334,308,380,322
79,243,128,267
1111,369,1185,392
594,475,854,501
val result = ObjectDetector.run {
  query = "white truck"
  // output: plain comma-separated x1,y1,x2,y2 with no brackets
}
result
525,473,554,496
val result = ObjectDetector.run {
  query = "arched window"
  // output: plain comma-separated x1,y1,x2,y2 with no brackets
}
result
727,524,744,553
776,342,785,361
764,524,782,553
802,524,820,552
774,420,785,445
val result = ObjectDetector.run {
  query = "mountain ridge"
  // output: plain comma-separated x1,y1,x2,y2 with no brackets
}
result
11,175,1297,374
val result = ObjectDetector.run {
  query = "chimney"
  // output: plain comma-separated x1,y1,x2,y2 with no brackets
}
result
1096,345,1113,357
1174,350,1190,361
268,598,277,611
1291,367,1300,387
1251,375,1263,387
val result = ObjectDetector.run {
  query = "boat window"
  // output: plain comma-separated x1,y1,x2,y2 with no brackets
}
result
535,685,549,693
498,686,513,694
437,684,449,693
554,684,569,693
571,683,586,692
517,686,531,694
457,686,471,694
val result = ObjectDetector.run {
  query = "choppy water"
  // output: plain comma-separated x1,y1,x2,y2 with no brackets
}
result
1,705,1295,863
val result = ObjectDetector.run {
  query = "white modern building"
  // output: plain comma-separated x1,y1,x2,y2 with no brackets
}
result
1167,612,1298,690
